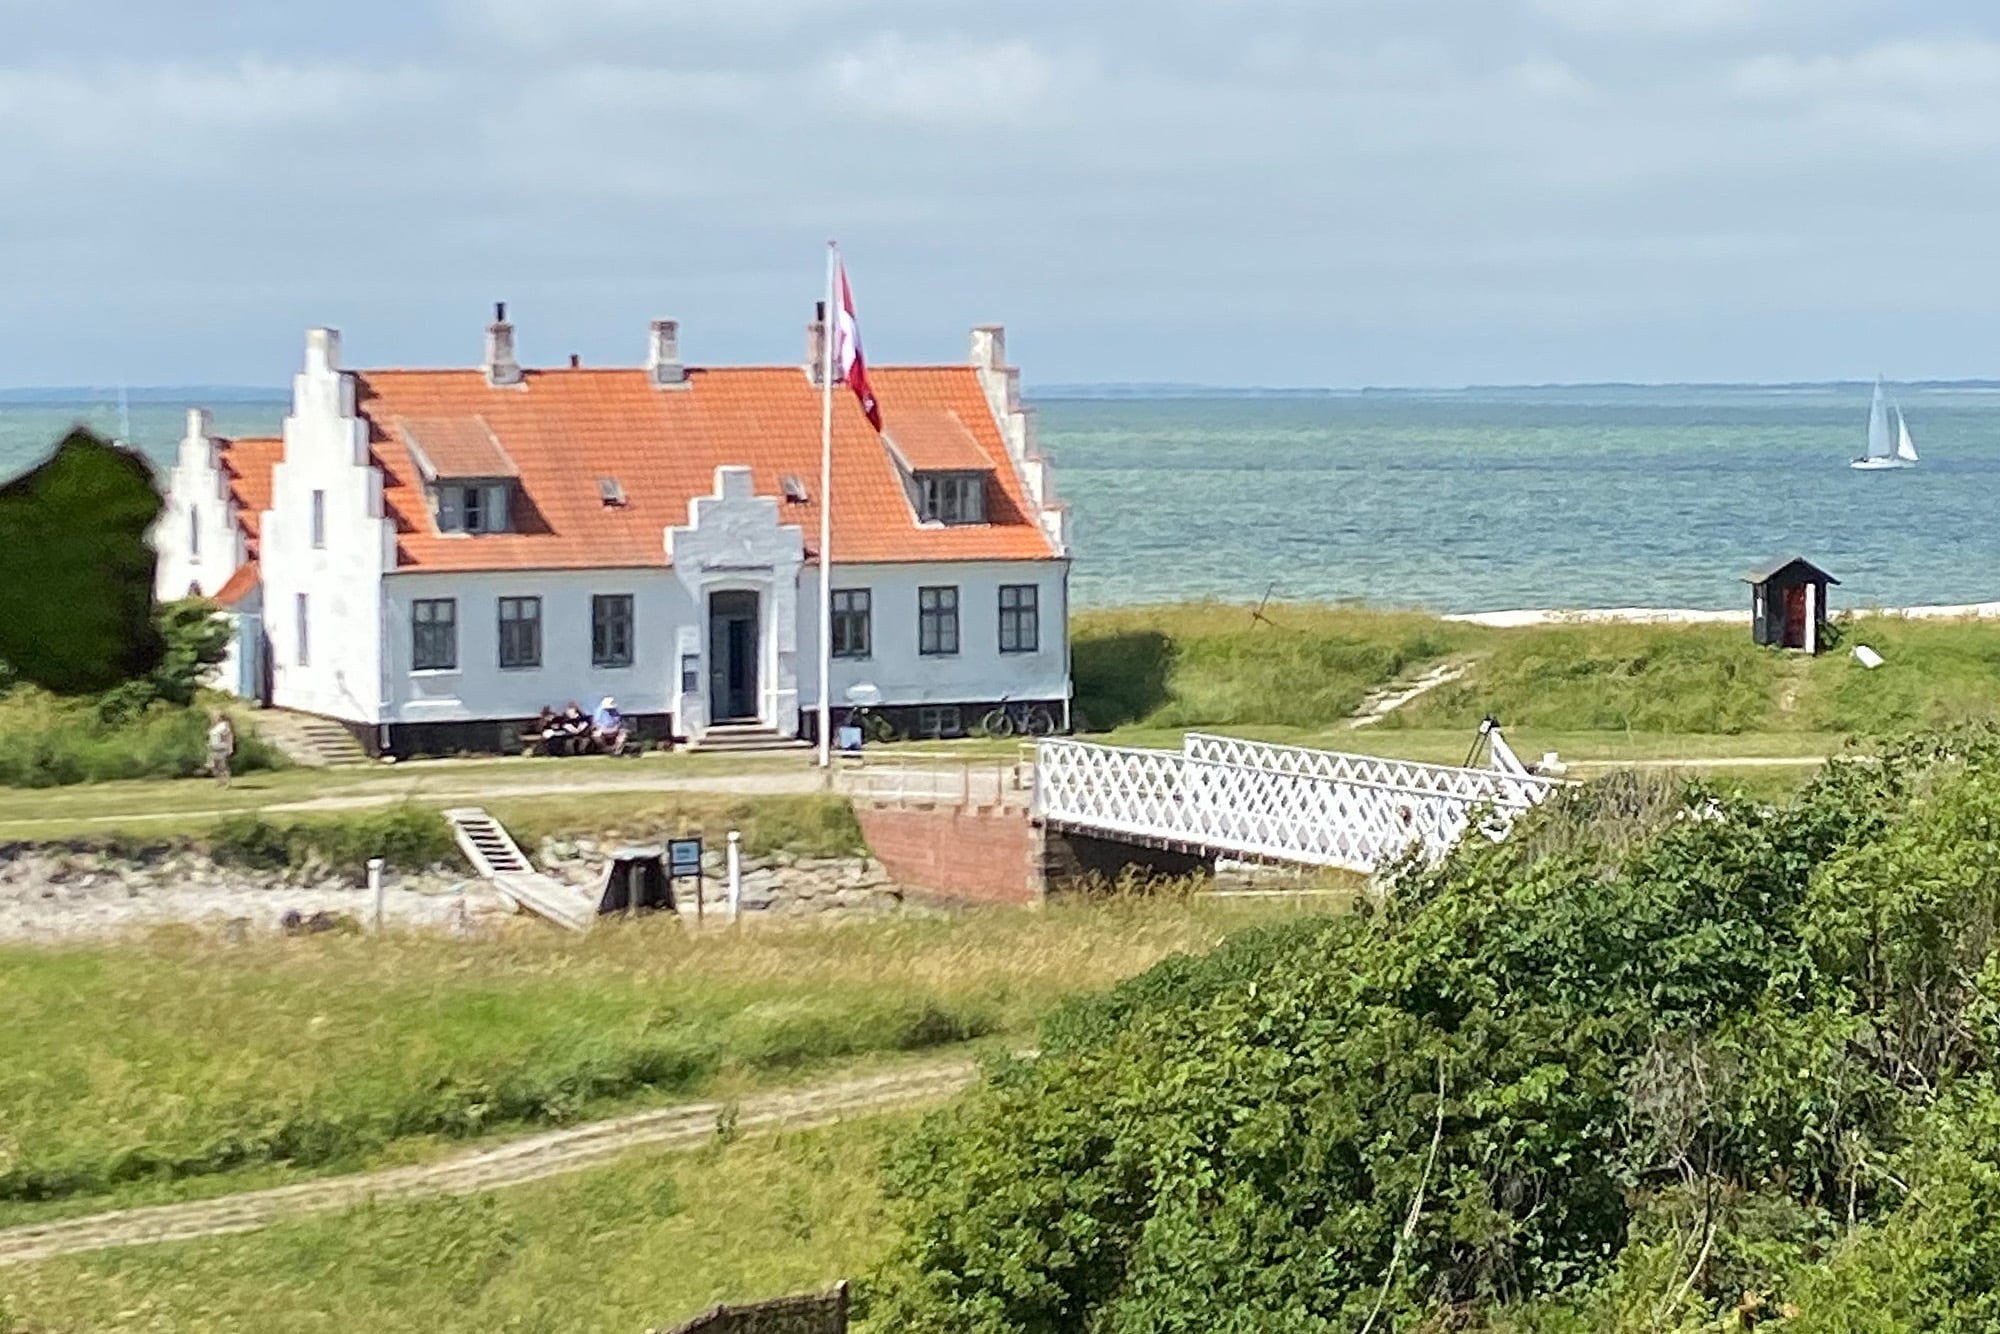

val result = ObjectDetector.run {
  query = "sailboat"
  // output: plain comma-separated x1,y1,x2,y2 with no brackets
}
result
1852,378,1919,470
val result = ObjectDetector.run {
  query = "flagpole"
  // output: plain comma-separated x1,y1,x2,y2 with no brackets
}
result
817,241,837,769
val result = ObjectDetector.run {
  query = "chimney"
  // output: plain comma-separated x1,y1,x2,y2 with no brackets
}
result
184,406,212,442
569,353,581,369
805,301,828,386
648,318,687,387
970,324,1006,371
485,301,522,386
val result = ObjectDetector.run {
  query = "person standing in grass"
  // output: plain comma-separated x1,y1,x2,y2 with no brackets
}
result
207,711,236,787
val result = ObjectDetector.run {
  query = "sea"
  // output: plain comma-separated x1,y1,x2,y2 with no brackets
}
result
5,384,1998,615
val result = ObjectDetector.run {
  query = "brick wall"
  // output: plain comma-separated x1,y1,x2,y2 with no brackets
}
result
855,803,1040,907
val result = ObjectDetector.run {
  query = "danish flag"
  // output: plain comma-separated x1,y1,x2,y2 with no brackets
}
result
833,258,881,431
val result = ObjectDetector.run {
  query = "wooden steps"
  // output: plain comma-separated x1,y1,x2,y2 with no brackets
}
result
443,807,596,932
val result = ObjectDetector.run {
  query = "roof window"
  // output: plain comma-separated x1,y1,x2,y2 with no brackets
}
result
781,474,810,504
599,477,627,507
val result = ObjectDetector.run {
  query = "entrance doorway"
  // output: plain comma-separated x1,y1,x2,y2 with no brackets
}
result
708,590,761,723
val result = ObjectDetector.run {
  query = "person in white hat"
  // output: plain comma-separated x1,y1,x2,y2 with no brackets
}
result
592,695,628,755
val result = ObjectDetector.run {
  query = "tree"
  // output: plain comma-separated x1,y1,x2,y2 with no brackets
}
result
0,430,165,694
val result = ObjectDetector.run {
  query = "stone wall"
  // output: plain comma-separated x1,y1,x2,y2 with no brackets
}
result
0,843,505,944
536,838,908,918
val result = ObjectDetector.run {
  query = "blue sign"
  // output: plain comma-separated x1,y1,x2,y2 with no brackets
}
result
667,837,704,879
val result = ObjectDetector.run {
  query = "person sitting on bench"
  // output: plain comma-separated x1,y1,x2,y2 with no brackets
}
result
592,696,629,755
526,706,562,756
557,702,591,755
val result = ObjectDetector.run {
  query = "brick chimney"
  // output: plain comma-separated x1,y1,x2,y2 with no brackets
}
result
485,301,522,386
648,318,688,387
805,301,828,387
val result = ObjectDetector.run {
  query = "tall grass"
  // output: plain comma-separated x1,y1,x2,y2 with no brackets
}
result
0,687,282,788
0,901,1285,1209
1,1116,906,1334
1072,603,1476,731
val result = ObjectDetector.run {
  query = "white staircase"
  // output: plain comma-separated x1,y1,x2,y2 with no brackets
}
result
443,808,597,932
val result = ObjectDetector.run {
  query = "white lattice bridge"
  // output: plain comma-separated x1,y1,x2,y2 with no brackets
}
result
1033,731,1564,873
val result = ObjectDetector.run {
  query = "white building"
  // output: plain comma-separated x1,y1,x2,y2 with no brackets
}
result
153,308,1071,756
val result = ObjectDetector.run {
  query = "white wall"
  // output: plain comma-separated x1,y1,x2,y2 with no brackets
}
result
381,568,691,724
260,329,396,726
153,409,245,602
801,558,1072,712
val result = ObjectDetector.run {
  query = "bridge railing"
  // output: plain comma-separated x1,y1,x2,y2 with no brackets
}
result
1035,734,1563,874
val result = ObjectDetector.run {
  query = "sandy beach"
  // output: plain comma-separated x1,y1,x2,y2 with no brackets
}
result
1446,601,2000,629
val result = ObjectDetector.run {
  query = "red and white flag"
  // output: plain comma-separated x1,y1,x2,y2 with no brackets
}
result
833,258,882,431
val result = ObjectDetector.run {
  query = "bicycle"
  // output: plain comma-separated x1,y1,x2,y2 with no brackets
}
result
977,697,1057,739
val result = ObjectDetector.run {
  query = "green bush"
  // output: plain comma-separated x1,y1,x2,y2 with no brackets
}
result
876,730,2000,1330
209,804,460,874
0,687,283,788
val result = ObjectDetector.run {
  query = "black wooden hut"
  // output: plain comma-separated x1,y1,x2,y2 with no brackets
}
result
1745,556,1839,653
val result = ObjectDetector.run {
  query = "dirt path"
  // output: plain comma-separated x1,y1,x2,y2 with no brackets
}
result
1346,661,1471,729
0,769,831,833
0,1060,978,1267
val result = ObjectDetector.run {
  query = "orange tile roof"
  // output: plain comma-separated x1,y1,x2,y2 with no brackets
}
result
213,560,260,608
219,437,282,559
883,408,997,473
352,365,1060,572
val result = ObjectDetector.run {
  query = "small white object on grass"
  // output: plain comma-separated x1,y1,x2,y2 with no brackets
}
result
1853,645,1885,670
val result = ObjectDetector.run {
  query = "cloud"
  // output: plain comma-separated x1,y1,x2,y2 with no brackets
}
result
821,33,1069,123
1529,0,1788,36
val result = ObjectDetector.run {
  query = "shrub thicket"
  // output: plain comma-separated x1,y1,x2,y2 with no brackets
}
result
209,804,461,874
877,730,2000,1330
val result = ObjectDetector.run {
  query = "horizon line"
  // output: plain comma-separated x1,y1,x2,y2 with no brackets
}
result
5,376,2000,404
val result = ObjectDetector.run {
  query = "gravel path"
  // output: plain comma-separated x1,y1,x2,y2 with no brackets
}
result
0,1059,979,1267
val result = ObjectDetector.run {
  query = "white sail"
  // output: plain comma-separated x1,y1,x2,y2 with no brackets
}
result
1866,379,1892,460
1896,408,1919,463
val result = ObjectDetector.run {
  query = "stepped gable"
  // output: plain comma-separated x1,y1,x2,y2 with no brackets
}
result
350,364,1060,573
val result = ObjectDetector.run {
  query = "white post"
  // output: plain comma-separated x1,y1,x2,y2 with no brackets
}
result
367,858,385,932
727,830,742,924
1806,582,1819,655
817,242,837,769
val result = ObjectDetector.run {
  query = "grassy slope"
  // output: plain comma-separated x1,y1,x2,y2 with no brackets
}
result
0,901,1286,1216
1,1115,905,1334
1075,605,2000,742
1072,602,1479,731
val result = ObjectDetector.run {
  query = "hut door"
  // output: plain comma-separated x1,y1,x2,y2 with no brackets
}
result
1783,585,1808,649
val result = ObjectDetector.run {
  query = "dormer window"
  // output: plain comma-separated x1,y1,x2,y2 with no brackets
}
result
400,416,519,537
882,408,996,528
438,483,511,534
916,472,986,526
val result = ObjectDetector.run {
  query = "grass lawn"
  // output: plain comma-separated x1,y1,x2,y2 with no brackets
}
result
1,1114,908,1334
0,899,1300,1219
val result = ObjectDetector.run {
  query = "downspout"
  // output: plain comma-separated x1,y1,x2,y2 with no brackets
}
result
1061,559,1074,733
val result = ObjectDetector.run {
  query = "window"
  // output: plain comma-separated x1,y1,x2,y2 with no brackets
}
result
831,589,871,659
999,584,1040,654
592,594,635,668
498,596,541,669
295,593,310,667
916,473,986,525
310,490,326,549
919,586,959,656
437,484,509,534
412,598,457,671
916,706,962,739
189,505,200,561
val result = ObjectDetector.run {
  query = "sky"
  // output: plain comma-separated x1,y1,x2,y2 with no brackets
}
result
2,0,1998,389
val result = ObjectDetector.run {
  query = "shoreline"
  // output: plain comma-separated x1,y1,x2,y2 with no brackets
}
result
1444,602,2000,629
